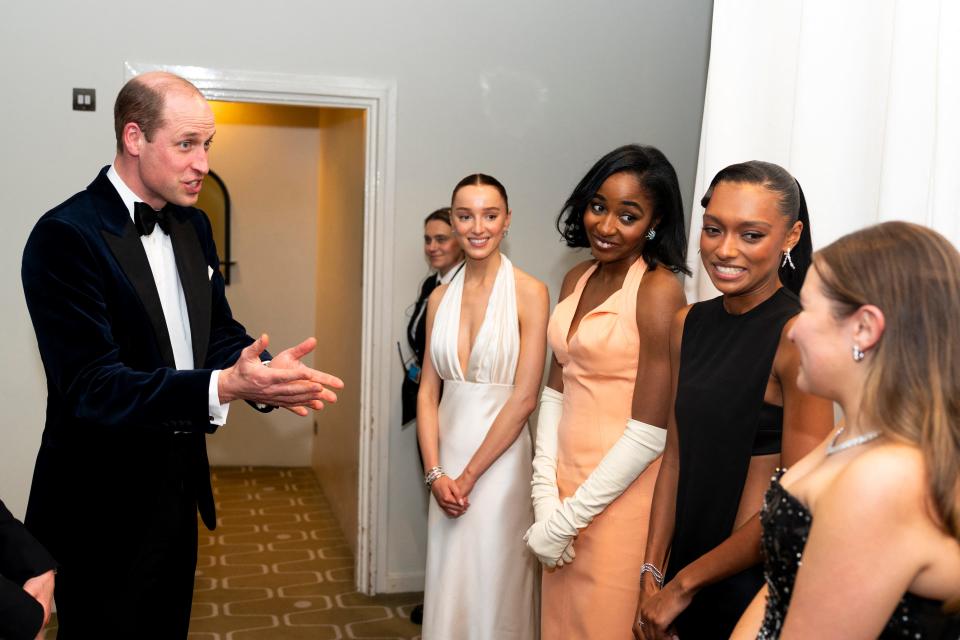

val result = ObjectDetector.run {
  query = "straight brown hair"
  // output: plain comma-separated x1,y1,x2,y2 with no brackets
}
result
815,222,960,548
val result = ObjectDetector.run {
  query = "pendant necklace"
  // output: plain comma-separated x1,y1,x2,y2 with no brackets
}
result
825,426,882,456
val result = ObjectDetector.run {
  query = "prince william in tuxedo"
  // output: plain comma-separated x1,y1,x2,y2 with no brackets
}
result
20,71,343,638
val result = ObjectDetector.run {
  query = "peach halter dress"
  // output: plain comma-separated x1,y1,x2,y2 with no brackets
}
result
541,257,661,639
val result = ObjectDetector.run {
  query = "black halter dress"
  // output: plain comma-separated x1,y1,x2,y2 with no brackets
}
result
667,287,800,639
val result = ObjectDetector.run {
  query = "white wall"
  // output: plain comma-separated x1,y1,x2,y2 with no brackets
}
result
202,102,320,467
0,0,712,590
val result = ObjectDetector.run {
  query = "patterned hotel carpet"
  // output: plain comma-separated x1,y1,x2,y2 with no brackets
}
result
46,466,423,639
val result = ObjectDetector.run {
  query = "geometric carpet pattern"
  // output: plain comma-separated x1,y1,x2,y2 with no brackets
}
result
46,466,423,640
188,467,423,640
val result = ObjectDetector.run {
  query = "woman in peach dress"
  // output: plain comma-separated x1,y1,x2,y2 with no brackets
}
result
524,145,688,639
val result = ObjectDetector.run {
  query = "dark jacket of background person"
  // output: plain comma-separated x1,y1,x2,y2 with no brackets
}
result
401,273,437,425
0,499,56,640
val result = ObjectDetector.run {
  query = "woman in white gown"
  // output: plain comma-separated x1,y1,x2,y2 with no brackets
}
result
417,173,548,640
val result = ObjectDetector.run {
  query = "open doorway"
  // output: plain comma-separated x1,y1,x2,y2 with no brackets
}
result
200,101,366,560
125,63,398,595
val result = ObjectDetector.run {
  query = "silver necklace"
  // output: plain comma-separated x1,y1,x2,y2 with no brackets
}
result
825,426,882,456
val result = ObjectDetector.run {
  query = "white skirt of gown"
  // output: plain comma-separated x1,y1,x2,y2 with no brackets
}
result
423,381,537,640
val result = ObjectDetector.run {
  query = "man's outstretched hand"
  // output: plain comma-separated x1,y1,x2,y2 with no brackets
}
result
218,334,344,415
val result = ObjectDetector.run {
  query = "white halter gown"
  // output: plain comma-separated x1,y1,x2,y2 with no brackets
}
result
422,254,538,640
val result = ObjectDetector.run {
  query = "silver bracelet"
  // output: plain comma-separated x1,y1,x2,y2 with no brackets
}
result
640,562,665,587
424,466,445,487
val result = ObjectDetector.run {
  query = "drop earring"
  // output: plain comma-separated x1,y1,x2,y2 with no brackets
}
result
645,228,656,241
781,248,795,270
503,228,509,238
852,344,865,362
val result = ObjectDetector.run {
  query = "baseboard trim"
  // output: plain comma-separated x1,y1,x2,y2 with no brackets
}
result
380,570,425,594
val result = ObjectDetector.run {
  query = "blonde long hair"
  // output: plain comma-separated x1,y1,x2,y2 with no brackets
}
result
815,222,960,544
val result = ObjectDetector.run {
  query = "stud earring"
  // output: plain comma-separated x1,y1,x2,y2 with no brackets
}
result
852,344,865,362
781,248,795,270
645,228,656,241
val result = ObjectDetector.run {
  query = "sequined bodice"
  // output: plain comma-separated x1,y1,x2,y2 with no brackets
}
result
758,471,956,639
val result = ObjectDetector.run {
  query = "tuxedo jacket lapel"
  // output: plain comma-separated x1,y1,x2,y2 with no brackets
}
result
90,170,179,368
101,216,178,369
168,213,211,368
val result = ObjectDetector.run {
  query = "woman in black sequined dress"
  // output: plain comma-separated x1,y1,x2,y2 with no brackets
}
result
731,222,960,639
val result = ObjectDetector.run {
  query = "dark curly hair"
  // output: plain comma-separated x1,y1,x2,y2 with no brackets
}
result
556,144,689,274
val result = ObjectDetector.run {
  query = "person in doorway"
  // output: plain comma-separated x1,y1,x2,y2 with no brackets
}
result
402,206,464,625
418,174,546,639
635,161,834,640
21,71,344,639
0,498,56,640
526,144,688,639
402,207,465,426
732,222,960,638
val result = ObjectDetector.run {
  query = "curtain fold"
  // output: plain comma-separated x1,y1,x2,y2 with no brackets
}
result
686,0,960,302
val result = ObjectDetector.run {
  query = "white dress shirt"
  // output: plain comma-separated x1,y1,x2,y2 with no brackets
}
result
106,166,229,426
439,261,465,286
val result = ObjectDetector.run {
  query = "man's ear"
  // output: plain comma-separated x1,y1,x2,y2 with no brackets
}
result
122,122,144,158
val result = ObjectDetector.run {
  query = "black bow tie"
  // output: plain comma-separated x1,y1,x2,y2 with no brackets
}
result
134,201,172,236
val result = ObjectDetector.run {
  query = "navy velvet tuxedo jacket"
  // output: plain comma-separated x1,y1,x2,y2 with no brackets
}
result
20,167,256,563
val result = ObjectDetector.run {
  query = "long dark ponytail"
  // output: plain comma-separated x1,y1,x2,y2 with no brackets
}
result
780,180,812,295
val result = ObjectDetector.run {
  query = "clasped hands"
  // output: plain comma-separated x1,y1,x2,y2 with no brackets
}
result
632,575,688,640
431,472,475,518
524,496,577,568
218,334,344,415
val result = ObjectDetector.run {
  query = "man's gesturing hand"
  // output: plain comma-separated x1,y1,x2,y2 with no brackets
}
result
218,334,344,415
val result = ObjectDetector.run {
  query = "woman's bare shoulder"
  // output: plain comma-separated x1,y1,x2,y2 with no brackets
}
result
825,442,927,519
638,265,685,309
429,282,450,302
513,267,548,300
555,258,591,294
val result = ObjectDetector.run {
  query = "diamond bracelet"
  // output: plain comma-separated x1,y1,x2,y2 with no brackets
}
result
424,466,445,487
640,562,665,587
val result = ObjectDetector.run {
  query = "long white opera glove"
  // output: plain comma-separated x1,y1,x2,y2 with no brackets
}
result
524,418,666,568
529,386,577,567
531,386,564,522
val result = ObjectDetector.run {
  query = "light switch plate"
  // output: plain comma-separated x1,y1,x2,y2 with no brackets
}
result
72,88,96,111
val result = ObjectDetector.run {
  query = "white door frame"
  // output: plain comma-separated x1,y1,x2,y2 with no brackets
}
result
124,62,396,595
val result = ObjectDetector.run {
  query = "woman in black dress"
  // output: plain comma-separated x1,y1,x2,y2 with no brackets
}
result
733,222,960,638
635,161,834,639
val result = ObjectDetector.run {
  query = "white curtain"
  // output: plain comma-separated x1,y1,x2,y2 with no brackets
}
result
686,0,960,301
